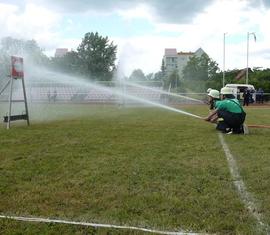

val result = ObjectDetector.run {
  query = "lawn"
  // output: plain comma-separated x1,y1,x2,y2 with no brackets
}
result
0,103,269,234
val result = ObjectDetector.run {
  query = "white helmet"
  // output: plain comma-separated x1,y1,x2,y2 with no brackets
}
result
207,88,212,93
220,87,234,95
208,89,220,99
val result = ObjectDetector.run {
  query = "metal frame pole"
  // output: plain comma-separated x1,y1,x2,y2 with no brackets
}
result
7,77,13,129
21,76,30,126
0,79,11,96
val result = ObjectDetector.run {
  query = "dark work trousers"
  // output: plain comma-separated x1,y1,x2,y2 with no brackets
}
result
216,110,246,133
243,97,249,106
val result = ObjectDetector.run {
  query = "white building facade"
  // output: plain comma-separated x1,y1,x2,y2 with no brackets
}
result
54,48,69,57
163,48,206,77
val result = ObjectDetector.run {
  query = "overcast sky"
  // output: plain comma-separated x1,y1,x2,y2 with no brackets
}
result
0,0,270,75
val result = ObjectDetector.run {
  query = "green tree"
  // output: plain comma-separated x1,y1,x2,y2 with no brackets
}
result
0,37,49,79
50,51,81,74
250,68,270,93
0,37,49,65
77,32,117,80
129,69,146,81
153,71,164,81
145,72,154,80
183,53,219,81
165,70,180,89
182,53,219,92
161,58,165,77
205,67,270,93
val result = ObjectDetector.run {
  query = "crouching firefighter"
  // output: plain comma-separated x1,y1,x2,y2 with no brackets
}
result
204,87,247,134
207,89,220,110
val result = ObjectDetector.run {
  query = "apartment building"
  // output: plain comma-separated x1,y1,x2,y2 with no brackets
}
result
54,48,69,57
163,48,206,77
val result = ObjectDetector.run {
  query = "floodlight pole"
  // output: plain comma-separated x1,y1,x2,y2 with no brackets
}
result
246,32,256,84
246,32,250,84
223,32,227,87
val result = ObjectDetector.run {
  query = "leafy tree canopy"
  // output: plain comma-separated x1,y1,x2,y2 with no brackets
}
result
0,37,49,78
0,37,48,65
183,53,219,81
77,32,117,80
129,69,146,81
50,51,80,74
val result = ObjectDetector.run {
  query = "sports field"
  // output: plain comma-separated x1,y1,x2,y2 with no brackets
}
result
0,104,270,234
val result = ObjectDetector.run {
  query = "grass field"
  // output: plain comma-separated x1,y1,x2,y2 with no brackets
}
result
0,103,270,234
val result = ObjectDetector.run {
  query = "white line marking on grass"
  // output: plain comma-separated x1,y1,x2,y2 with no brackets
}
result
0,215,210,235
218,133,270,234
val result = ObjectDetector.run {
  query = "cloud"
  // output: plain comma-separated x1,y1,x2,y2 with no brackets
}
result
1,0,270,74
33,0,135,14
33,0,215,24
254,48,270,59
0,3,60,43
262,0,270,8
148,0,215,23
248,0,270,8
113,35,195,76
5,0,270,24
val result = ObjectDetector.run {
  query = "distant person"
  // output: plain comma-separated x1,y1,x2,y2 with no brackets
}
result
249,88,255,103
47,90,51,102
53,89,57,102
250,89,255,103
204,87,247,134
243,88,250,106
257,88,264,104
207,89,220,110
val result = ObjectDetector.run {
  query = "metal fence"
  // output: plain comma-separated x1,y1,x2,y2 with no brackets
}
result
1,79,269,105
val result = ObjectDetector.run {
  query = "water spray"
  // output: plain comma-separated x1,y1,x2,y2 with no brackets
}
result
25,66,203,120
122,80,204,104
57,74,200,119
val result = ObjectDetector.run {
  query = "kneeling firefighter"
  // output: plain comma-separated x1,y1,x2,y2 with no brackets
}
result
204,87,247,134
207,89,220,110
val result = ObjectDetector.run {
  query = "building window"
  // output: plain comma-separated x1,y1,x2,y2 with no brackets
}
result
166,57,177,63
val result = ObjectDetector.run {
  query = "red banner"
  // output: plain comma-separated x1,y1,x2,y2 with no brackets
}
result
11,56,24,78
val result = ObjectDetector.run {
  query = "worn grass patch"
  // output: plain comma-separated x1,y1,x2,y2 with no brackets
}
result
0,104,268,234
